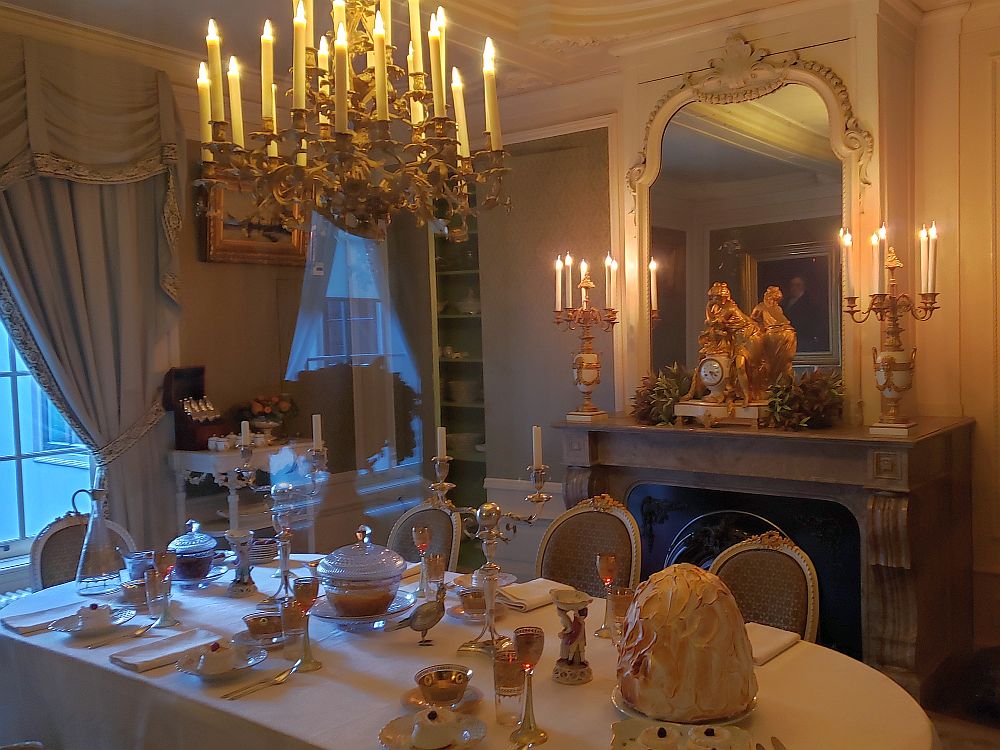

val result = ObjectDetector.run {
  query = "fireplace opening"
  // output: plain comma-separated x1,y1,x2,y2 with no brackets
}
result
626,483,862,659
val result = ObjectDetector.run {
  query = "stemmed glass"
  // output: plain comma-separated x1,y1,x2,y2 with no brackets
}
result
147,551,179,628
510,626,547,747
412,525,432,599
595,552,619,639
292,576,322,672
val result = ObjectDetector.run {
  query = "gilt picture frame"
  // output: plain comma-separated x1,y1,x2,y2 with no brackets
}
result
204,177,308,266
748,241,841,367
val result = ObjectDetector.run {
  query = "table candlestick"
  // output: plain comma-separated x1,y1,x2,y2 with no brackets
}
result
554,268,618,421
843,247,940,434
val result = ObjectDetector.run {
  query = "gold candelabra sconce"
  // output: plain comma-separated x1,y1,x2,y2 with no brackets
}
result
843,247,940,435
553,267,618,422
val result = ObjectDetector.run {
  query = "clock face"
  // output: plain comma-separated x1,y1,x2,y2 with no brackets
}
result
700,358,724,387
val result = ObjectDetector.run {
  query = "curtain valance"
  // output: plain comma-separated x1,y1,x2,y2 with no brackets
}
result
0,33,182,300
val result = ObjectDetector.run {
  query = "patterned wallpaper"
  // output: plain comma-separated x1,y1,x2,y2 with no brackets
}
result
479,128,612,482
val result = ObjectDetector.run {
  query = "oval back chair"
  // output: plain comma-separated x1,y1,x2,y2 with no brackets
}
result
709,530,819,642
29,510,135,592
535,494,641,598
386,501,462,571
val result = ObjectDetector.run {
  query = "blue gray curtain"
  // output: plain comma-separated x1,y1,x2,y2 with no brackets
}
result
0,34,183,546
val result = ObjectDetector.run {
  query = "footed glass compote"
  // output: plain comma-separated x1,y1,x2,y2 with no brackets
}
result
259,481,323,610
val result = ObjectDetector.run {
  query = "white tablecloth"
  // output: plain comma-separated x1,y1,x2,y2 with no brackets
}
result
0,558,940,750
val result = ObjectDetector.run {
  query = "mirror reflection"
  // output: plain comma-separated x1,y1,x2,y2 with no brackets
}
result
650,84,842,373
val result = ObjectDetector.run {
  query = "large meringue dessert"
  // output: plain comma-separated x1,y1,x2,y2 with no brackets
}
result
617,564,757,723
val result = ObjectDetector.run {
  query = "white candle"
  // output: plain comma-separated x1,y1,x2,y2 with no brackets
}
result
317,37,330,125
870,232,880,296
842,230,854,298
436,426,447,458
580,259,589,309
293,2,307,110
303,0,314,49
649,259,659,312
240,420,251,446
451,68,470,157
380,0,392,48
332,0,346,39
919,225,929,294
374,10,389,120
268,83,279,157
206,20,225,122
312,413,323,450
610,259,619,309
436,7,447,84
928,221,938,293
531,425,543,469
407,0,424,74
197,63,214,162
227,57,245,148
483,37,502,150
564,253,574,309
427,15,445,118
604,254,613,307
261,20,274,123
407,43,425,123
555,256,563,311
878,222,887,294
334,24,350,132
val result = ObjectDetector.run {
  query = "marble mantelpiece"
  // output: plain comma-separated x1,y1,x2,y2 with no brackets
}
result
555,416,974,701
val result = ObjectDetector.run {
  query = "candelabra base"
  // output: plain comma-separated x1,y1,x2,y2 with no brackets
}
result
457,634,512,657
868,420,917,437
566,409,608,423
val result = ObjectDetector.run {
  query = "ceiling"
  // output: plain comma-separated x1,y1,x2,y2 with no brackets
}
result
1,0,968,101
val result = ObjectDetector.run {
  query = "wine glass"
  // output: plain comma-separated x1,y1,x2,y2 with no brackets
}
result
292,576,322,672
412,525,433,598
510,626,547,746
595,552,619,639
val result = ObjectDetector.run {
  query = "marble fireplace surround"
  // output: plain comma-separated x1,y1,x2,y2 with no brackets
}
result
555,416,974,700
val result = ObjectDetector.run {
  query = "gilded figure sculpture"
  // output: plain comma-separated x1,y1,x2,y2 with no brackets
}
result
682,282,797,408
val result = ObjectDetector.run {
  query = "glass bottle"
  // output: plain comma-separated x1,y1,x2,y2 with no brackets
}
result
74,488,122,595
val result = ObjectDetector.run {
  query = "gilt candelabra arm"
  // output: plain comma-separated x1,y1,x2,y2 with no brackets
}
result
554,306,618,333
501,465,552,527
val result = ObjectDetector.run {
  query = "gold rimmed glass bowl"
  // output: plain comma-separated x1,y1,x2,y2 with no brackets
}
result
415,664,474,706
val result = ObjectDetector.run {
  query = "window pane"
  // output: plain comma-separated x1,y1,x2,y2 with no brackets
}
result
15,375,38,454
0,459,19,543
12,341,27,374
22,455,89,538
0,324,10,371
0,377,16,458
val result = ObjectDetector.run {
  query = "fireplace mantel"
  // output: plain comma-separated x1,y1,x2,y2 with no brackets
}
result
555,416,974,700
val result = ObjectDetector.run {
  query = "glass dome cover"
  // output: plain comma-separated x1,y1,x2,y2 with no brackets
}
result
167,519,218,555
318,524,406,582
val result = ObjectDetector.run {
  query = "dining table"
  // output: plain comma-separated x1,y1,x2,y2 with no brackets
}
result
0,556,941,750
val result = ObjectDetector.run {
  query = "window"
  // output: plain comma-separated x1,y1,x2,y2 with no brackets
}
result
321,297,383,366
0,323,92,560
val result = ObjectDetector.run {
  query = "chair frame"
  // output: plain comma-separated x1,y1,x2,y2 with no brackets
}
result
710,530,820,642
29,510,135,591
386,500,462,571
535,494,642,589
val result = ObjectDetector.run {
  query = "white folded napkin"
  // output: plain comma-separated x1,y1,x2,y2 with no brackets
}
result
497,578,572,612
110,628,220,673
746,622,800,665
1,602,84,635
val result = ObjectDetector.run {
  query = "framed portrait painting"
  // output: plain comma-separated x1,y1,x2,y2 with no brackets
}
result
203,177,308,266
750,241,841,366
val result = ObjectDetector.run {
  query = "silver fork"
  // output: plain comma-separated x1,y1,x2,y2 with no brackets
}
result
222,659,301,700
87,622,155,649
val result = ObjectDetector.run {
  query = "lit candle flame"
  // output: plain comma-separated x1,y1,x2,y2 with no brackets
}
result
878,222,887,240
429,13,439,36
374,9,385,34
929,221,938,239
228,55,239,75
295,1,306,23
262,19,273,40
483,37,495,72
649,259,658,271
452,67,462,87
336,22,347,46
870,232,879,246
198,61,209,82
555,256,563,270
207,18,219,40
843,231,852,246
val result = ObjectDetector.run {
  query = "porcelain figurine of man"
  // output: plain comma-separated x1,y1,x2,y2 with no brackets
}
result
551,589,594,685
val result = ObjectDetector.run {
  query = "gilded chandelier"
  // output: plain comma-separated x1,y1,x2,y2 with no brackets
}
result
195,1,509,241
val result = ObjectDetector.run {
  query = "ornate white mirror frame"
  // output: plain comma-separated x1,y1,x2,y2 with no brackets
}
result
626,35,874,415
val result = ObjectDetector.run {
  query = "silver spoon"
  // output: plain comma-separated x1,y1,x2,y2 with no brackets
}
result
222,659,301,700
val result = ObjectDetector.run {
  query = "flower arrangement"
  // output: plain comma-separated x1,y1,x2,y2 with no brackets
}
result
765,369,844,430
631,363,693,426
234,394,298,425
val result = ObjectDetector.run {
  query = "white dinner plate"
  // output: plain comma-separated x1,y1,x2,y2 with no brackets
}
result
176,644,267,681
379,714,486,749
611,687,758,727
48,606,137,637
611,718,753,749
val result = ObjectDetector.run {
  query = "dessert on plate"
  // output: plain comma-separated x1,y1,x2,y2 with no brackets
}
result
78,603,113,630
638,725,682,749
617,563,757,723
196,641,237,675
410,708,457,749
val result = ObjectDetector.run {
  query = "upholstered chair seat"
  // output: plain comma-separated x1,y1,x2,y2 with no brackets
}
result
29,512,135,591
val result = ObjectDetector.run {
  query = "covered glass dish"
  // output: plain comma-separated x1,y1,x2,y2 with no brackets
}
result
318,525,406,616
167,520,219,580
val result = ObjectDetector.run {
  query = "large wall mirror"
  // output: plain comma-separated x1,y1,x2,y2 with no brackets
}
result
631,35,873,378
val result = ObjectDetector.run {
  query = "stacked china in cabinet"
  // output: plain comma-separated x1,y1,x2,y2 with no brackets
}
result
431,215,487,507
